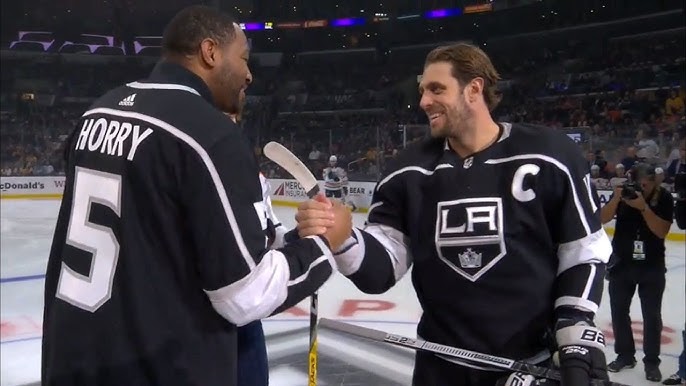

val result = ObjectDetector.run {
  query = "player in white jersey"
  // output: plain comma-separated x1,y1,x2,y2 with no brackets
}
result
323,155,348,198
323,155,357,210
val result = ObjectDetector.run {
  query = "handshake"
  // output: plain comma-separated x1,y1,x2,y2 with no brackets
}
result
295,194,354,251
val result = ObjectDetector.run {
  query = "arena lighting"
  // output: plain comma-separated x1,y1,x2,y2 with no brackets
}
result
276,22,302,29
303,19,328,28
464,3,493,14
424,8,462,19
330,17,366,27
240,22,264,31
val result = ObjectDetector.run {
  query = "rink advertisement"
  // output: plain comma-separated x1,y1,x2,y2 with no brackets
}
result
1,176,683,241
0,176,635,209
0,176,65,199
269,178,375,212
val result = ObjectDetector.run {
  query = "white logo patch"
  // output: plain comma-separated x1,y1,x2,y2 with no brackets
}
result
434,197,506,282
118,93,136,107
463,157,474,169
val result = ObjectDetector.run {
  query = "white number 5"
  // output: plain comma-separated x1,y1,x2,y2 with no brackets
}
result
56,166,122,312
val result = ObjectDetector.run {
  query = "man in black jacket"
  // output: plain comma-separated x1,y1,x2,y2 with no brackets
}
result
601,163,674,382
41,6,351,386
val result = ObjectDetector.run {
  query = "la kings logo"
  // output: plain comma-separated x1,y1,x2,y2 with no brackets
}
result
435,197,506,282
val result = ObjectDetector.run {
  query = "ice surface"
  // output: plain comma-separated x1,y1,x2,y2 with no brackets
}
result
1,199,683,386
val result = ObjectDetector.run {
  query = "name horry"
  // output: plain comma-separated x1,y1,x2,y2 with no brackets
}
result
75,117,153,160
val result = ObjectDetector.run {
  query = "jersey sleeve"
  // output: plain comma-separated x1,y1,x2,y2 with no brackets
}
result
338,167,349,186
547,137,613,319
332,159,412,294
182,135,335,326
259,173,289,249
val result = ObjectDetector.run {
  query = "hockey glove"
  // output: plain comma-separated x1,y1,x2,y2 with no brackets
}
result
496,372,556,386
554,320,609,386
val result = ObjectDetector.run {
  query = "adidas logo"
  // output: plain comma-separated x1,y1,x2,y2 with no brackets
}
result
118,93,136,107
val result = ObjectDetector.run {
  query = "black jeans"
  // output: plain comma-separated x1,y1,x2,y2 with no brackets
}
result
236,320,268,386
608,263,666,365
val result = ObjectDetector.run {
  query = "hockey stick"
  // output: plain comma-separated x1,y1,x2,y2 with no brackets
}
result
319,318,629,386
262,141,320,386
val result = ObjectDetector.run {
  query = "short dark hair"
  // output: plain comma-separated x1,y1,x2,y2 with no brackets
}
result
162,5,237,56
630,163,656,181
425,43,502,112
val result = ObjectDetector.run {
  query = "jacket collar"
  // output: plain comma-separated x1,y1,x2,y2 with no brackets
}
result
146,60,214,104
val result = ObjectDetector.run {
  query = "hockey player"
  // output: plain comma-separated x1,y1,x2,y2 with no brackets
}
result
41,6,351,386
295,43,612,386
323,155,356,210
323,155,348,199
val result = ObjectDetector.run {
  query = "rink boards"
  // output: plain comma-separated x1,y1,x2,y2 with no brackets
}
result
1,175,684,241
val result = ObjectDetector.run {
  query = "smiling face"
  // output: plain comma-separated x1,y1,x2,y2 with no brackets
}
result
418,62,471,138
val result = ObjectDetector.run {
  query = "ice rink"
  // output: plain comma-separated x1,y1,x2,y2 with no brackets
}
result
1,199,684,386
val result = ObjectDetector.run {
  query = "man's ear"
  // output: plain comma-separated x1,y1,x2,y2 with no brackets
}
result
467,77,484,103
199,38,219,68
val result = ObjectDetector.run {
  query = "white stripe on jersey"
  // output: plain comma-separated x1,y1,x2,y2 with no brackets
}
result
289,238,337,286
83,107,257,270
554,296,599,314
376,164,453,190
581,263,597,300
484,154,592,235
365,224,412,281
126,82,201,96
556,229,611,274
333,224,411,283
205,249,290,325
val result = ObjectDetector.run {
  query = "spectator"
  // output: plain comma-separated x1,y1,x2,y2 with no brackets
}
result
621,146,640,170
610,164,628,188
636,129,661,161
665,140,686,183
665,89,685,116
591,164,610,189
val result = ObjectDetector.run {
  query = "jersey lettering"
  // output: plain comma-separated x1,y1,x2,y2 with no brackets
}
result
511,163,540,202
434,197,506,282
56,167,122,312
75,117,154,161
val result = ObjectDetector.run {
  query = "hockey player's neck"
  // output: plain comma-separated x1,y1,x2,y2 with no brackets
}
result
447,117,500,158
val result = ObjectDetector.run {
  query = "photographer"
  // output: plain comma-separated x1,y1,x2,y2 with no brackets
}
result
601,163,674,382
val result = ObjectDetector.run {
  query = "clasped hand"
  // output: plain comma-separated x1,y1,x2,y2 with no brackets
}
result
295,194,352,251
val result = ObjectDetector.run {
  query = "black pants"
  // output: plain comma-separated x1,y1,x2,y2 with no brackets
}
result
236,320,268,386
325,189,343,198
608,263,666,365
412,351,509,386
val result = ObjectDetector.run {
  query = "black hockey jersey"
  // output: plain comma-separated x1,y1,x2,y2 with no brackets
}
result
41,62,335,386
333,123,612,362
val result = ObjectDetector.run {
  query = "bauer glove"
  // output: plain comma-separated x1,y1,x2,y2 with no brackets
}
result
554,319,609,386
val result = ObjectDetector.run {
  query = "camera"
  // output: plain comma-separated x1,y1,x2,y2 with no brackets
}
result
621,181,642,200
621,163,654,200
